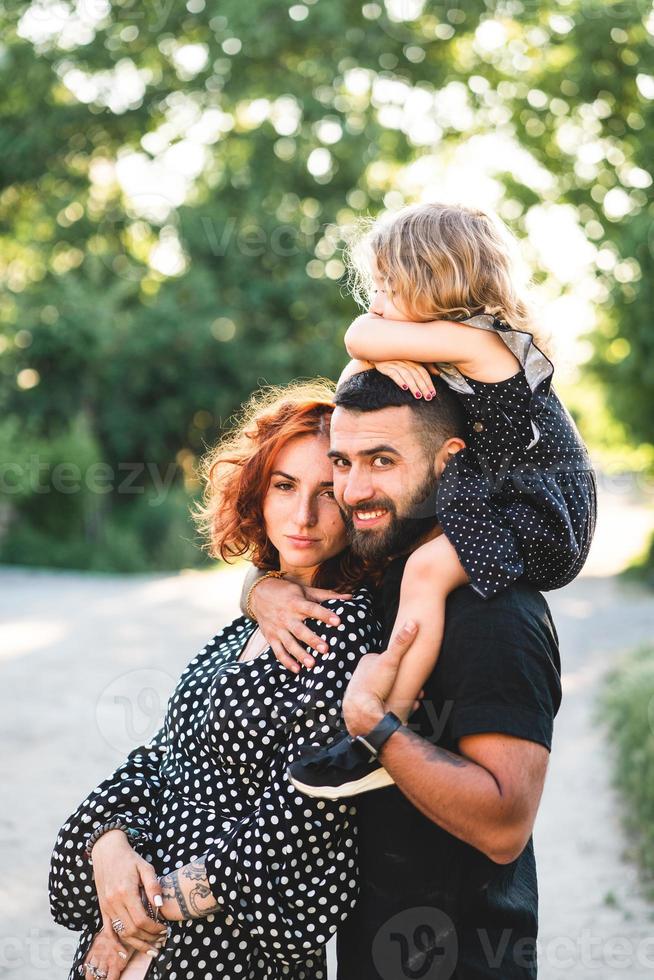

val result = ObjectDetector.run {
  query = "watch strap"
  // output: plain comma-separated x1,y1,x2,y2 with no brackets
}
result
354,711,403,760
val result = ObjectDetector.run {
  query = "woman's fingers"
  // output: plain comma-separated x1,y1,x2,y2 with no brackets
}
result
83,929,132,980
111,899,168,953
138,864,164,917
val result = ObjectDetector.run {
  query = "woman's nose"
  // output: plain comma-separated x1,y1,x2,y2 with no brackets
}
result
294,496,318,528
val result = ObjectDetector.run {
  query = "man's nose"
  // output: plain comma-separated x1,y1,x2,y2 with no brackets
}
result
343,469,375,508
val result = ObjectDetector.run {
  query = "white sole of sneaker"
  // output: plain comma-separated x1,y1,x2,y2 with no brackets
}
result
289,766,395,799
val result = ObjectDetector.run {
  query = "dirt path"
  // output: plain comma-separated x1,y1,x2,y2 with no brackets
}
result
1,511,653,978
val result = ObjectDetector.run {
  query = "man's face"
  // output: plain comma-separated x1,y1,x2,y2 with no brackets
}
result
328,405,441,560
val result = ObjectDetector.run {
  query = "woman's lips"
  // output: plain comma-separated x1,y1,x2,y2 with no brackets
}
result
285,535,320,548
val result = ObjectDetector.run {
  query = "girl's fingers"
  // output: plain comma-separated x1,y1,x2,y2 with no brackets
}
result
413,366,437,399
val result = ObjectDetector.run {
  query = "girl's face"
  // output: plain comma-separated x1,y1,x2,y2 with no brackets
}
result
262,433,349,586
369,262,410,320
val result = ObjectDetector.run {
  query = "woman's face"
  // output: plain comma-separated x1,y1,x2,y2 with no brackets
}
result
262,432,349,585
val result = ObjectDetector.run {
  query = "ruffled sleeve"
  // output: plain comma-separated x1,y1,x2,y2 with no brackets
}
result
202,590,382,968
48,723,168,932
437,314,555,449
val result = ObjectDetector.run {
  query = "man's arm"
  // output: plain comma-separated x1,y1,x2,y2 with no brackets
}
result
238,565,354,671
343,622,550,866
239,564,264,617
378,727,548,865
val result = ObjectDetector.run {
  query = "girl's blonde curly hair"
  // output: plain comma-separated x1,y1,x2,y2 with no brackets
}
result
345,201,548,351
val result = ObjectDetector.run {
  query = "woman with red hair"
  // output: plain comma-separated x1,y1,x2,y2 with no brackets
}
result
49,381,382,980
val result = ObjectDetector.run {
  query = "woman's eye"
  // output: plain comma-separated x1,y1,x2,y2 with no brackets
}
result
274,482,294,491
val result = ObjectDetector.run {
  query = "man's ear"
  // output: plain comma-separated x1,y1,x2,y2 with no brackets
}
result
433,437,466,477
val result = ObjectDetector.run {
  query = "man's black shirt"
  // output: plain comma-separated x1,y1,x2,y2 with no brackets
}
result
337,556,562,980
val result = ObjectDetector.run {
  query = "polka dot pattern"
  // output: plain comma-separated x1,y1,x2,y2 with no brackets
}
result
49,590,382,979
436,317,597,599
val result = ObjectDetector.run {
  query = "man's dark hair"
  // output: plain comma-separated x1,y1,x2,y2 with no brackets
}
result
334,369,466,455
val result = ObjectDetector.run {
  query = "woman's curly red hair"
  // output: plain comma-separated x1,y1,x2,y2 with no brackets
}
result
192,380,381,593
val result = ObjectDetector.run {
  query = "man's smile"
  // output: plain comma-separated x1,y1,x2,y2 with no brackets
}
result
352,507,389,528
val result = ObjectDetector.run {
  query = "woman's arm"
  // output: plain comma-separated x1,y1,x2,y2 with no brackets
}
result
344,313,520,382
48,724,169,932
161,594,382,965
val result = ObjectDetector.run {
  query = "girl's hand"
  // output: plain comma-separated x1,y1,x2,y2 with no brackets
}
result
372,359,439,399
90,830,169,955
81,926,132,980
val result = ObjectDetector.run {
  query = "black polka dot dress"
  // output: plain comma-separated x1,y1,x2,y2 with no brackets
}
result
436,314,597,599
48,590,382,980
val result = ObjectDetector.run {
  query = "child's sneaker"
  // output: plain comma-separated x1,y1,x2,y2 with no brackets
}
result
287,732,395,799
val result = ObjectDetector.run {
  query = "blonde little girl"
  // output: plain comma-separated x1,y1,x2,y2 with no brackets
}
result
288,201,597,799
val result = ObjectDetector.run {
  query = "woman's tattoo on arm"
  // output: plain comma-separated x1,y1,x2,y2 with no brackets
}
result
160,857,218,919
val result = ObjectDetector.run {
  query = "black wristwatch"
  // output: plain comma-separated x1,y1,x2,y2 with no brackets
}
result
353,711,403,760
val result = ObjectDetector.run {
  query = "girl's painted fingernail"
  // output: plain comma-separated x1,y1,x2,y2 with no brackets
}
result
154,895,163,907
118,951,128,960
414,391,422,398
401,384,408,390
425,393,432,400
147,949,159,958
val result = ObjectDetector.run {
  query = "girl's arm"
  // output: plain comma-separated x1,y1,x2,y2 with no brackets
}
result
344,313,520,384
336,356,374,388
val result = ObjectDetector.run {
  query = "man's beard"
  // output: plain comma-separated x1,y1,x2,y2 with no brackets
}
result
341,468,440,561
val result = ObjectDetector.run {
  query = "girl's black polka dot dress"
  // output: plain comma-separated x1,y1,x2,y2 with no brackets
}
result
48,590,382,980
436,314,597,599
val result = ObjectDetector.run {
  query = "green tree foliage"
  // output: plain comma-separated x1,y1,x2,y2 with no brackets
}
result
0,0,652,569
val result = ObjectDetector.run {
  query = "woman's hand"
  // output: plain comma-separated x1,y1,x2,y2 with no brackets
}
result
81,926,132,980
372,359,439,399
249,576,352,673
90,830,169,955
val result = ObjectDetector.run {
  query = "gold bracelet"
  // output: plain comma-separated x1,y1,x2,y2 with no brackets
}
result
245,570,286,622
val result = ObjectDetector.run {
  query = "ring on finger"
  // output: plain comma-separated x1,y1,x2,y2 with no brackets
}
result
111,918,125,934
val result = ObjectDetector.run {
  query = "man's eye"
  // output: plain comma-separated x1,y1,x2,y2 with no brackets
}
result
322,489,336,499
333,458,350,469
372,456,393,467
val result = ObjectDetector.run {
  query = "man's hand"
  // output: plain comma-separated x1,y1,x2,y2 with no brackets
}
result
343,621,419,736
249,575,352,673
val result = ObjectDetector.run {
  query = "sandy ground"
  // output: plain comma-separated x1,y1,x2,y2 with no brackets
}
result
1,483,654,979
